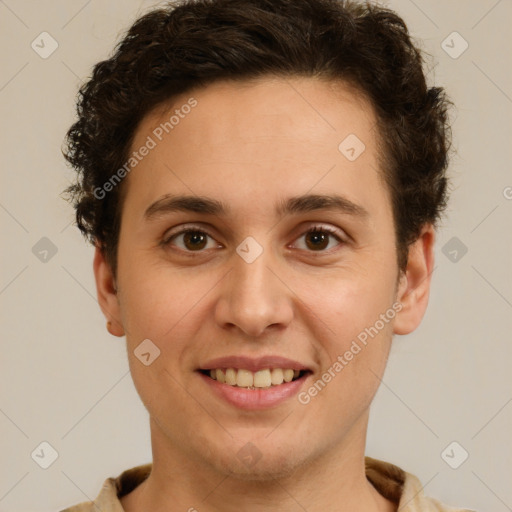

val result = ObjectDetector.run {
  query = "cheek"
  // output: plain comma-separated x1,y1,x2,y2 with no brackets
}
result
296,277,396,433
300,268,398,347
295,268,397,409
117,257,200,339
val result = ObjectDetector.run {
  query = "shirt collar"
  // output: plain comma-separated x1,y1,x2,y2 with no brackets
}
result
82,457,471,512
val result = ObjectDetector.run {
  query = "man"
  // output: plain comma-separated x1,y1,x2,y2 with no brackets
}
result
61,0,471,510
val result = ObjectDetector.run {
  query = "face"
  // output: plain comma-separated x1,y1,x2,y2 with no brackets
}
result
95,76,433,480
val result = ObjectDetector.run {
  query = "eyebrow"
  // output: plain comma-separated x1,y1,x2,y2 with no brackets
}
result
143,193,369,220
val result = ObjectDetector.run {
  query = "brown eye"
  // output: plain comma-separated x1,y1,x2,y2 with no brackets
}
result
182,230,208,250
163,228,218,252
305,230,330,250
294,226,344,252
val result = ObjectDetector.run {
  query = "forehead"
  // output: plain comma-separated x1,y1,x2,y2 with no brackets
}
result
142,76,376,154
122,76,388,222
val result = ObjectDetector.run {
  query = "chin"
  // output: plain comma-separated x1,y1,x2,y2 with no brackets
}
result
206,441,305,482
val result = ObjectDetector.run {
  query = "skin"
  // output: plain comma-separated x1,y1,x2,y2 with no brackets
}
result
94,76,435,512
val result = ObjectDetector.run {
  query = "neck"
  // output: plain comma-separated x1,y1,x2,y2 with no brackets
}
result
121,415,395,512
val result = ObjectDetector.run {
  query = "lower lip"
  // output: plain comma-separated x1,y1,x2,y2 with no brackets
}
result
198,372,308,410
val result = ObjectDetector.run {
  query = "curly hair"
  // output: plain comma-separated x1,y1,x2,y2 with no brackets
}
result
63,0,451,276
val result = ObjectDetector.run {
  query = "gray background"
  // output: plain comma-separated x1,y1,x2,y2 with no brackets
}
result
1,0,511,510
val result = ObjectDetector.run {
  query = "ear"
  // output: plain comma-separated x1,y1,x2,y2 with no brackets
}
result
93,245,125,337
393,224,435,335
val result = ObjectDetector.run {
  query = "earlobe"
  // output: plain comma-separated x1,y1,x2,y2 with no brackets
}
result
393,224,436,336
93,245,125,337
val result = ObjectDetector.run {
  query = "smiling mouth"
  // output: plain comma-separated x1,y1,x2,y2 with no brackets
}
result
200,368,309,389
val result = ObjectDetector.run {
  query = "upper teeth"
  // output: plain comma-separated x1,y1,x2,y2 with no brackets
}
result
208,368,301,388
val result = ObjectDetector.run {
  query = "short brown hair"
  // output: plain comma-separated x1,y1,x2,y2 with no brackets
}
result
63,0,451,275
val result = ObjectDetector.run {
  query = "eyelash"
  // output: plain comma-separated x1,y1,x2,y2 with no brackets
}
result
161,224,346,256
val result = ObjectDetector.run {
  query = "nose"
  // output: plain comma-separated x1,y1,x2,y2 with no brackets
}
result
214,245,294,338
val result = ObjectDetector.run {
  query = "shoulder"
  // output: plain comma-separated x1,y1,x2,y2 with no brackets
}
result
58,476,119,512
365,456,477,512
59,464,152,512
403,471,477,512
